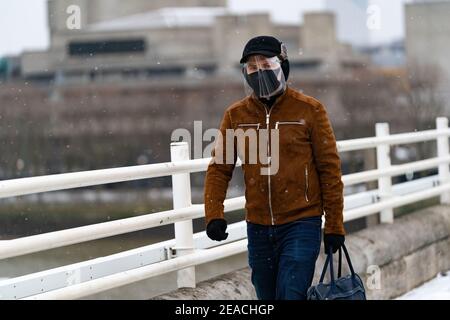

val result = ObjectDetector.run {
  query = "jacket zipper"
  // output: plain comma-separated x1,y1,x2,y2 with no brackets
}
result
252,94,286,226
265,109,275,225
305,164,310,202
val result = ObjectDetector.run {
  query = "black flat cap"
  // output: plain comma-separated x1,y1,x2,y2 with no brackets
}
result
240,35,284,64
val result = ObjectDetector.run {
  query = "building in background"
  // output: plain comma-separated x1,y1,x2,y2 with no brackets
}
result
360,40,405,67
19,0,369,84
405,0,450,111
5,0,450,180
0,56,21,81
405,0,450,84
325,0,371,48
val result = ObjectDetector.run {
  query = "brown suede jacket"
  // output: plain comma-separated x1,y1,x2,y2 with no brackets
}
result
204,86,345,235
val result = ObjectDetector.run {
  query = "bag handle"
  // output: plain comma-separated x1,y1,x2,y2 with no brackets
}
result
319,244,356,285
341,244,356,277
319,246,335,284
319,254,329,283
338,245,342,278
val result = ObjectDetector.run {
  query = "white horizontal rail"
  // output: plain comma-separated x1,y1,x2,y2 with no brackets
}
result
343,175,439,210
344,181,450,221
0,197,246,260
343,156,449,185
23,239,248,300
337,128,450,152
0,158,211,199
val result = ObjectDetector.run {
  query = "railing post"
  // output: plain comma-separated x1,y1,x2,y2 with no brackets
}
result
376,123,394,223
436,117,450,204
170,141,196,288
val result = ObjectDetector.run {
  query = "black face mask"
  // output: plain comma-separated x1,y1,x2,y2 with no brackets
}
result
244,67,284,98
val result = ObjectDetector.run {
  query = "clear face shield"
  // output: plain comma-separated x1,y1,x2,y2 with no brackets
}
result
242,55,286,99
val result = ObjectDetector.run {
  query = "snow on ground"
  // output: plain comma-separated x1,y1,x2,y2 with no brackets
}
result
397,270,450,300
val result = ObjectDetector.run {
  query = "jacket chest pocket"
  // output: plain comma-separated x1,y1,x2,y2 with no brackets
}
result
275,120,311,145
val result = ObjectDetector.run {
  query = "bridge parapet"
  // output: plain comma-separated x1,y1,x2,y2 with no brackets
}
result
154,205,450,300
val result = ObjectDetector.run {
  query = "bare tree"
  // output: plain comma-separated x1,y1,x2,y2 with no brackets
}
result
337,69,401,175
398,62,445,162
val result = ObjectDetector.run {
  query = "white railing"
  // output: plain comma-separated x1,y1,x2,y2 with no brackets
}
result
1,118,450,300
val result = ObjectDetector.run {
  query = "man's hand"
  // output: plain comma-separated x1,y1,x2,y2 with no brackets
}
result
324,233,345,254
206,219,229,241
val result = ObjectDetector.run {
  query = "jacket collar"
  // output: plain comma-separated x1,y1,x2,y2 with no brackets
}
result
249,85,291,112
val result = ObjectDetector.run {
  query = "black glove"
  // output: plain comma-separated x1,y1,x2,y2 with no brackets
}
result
324,234,345,254
206,219,228,241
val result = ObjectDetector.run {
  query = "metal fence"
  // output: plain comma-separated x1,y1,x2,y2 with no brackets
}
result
1,117,450,299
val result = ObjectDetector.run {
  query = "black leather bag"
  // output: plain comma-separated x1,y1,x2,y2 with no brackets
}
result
307,244,366,300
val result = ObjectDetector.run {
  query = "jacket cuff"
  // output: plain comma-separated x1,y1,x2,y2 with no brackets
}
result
324,221,346,235
205,211,224,226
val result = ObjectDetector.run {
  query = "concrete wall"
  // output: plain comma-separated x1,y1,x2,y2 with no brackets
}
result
48,0,88,34
302,12,338,59
23,26,214,76
153,205,450,300
213,13,273,74
273,24,301,61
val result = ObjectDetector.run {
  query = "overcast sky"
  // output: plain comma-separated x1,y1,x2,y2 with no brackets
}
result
0,0,410,57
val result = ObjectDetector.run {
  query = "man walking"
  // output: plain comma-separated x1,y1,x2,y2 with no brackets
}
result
204,36,345,300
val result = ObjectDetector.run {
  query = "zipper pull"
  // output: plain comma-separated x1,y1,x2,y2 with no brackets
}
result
266,114,270,127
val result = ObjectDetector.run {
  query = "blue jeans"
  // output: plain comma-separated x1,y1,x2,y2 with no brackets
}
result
247,216,322,300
